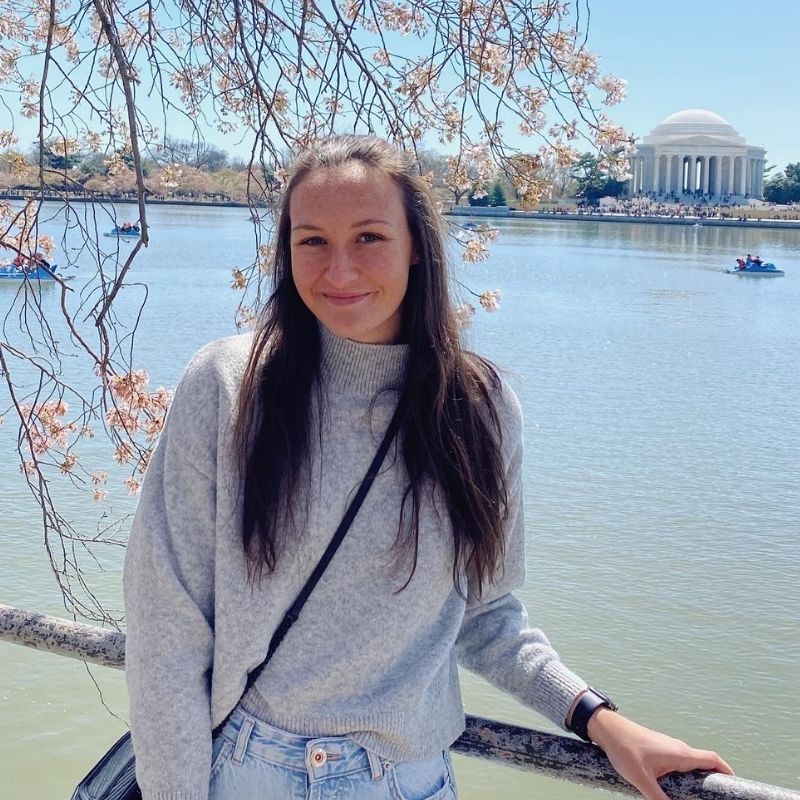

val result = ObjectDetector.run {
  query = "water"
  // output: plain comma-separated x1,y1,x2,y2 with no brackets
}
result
1,206,798,798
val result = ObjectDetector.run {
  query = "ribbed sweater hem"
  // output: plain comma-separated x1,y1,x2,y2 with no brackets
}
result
240,690,466,761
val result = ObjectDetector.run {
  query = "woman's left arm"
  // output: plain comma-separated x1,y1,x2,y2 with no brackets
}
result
586,708,734,800
457,378,733,796
454,379,587,728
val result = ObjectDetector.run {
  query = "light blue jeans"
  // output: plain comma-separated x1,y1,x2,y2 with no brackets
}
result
209,707,458,800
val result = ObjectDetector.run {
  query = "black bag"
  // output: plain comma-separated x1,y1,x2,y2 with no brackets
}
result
72,732,139,800
71,402,402,800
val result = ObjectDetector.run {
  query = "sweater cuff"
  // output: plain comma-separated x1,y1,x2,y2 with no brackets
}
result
533,659,589,731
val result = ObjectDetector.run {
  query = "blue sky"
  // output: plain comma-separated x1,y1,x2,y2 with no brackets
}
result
586,0,797,172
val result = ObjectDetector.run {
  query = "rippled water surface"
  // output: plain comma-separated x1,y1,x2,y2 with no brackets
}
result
2,206,798,798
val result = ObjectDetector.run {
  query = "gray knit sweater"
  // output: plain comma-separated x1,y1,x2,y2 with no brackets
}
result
123,326,587,800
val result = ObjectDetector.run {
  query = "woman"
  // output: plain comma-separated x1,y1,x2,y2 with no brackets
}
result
124,136,732,800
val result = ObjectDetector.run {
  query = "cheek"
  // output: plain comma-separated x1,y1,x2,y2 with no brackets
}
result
290,253,319,290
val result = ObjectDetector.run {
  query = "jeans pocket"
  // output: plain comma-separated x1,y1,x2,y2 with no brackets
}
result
388,751,454,800
210,738,234,778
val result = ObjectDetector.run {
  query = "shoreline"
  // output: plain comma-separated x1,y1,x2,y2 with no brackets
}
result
4,192,799,230
445,207,800,231
0,192,260,210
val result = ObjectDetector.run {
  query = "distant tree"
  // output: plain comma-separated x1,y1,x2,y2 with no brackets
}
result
78,153,107,176
571,152,626,203
0,150,35,189
540,156,578,201
468,188,490,207
415,149,450,189
783,162,800,184
490,181,507,206
158,137,197,166
158,137,229,172
763,163,800,204
33,136,84,170
194,143,228,172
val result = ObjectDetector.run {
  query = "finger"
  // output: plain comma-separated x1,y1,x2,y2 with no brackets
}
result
638,773,672,800
705,753,735,776
680,749,735,776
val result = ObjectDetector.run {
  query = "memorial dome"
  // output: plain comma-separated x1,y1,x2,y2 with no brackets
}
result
643,109,745,147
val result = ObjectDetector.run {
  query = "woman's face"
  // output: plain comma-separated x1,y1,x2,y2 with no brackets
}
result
289,163,416,345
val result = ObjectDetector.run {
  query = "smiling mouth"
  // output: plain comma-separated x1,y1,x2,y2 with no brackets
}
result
322,292,370,305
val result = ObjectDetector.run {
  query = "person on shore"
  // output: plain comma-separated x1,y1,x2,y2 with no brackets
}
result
124,135,733,800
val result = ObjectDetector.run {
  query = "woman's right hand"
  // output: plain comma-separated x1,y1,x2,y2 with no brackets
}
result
587,708,734,800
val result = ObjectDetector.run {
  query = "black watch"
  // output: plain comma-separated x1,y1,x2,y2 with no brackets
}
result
567,687,618,742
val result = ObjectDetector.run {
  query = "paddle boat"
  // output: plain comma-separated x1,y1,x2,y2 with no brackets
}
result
0,262,59,280
725,260,784,277
104,225,140,238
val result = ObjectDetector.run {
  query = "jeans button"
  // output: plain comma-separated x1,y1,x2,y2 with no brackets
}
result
311,747,327,767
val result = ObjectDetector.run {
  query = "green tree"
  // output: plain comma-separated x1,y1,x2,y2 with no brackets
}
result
33,137,84,170
490,181,507,206
467,188,490,206
784,162,800,184
763,163,800,204
571,152,626,204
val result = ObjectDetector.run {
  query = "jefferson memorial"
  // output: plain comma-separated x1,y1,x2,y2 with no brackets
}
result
627,109,767,199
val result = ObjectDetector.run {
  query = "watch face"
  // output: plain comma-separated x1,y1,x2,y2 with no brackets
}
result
591,687,618,711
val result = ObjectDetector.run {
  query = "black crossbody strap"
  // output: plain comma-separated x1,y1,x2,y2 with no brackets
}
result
241,399,404,697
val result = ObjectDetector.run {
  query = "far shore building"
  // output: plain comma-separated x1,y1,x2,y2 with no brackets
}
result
626,109,767,200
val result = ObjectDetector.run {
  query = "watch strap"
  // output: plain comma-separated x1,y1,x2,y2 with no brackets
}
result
567,687,618,742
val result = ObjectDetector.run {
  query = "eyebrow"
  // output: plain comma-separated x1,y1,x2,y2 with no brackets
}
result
291,218,392,232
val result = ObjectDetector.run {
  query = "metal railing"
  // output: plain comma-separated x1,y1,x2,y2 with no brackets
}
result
1,603,798,800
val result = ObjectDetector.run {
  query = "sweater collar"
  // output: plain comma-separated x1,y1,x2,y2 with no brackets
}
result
319,324,409,396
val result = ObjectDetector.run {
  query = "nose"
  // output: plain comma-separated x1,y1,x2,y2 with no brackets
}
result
325,247,358,286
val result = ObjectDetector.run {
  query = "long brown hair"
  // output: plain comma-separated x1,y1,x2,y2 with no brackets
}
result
234,135,510,597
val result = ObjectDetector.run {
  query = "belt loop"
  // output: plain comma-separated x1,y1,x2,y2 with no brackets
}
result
232,716,255,766
366,749,384,781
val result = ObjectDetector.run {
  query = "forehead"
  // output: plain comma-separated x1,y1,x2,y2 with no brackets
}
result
290,163,405,216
